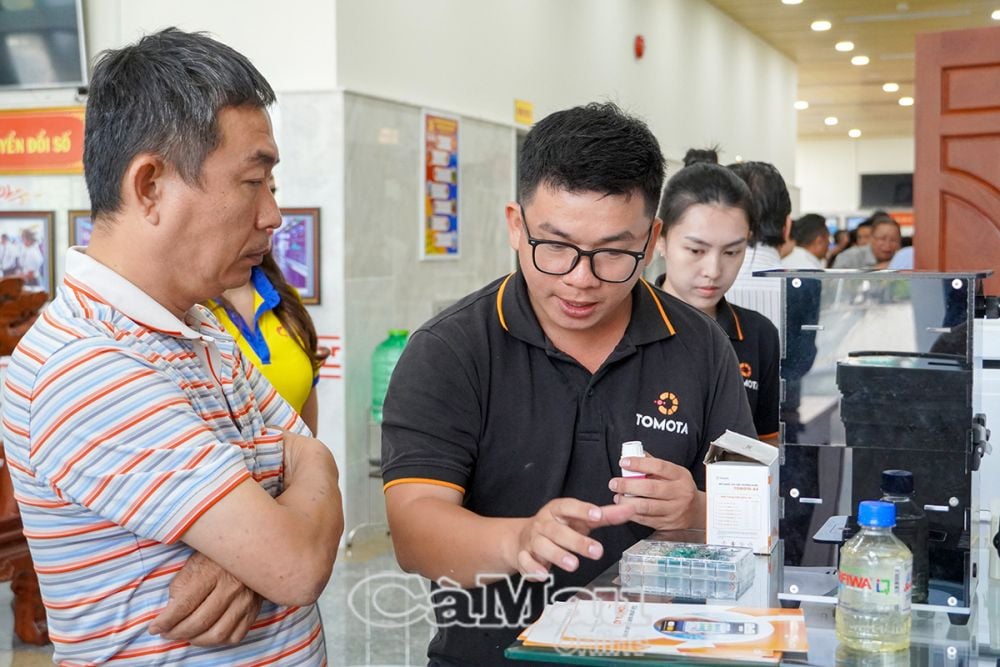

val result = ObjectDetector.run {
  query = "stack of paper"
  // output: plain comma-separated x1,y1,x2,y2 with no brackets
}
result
518,600,808,664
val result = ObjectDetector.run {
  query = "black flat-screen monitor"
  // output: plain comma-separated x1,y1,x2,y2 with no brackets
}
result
860,172,913,208
0,0,87,90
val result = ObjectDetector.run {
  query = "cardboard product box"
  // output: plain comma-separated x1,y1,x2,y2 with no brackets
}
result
704,430,779,554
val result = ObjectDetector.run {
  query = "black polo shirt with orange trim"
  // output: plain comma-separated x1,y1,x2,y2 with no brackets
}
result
381,272,755,667
715,297,781,440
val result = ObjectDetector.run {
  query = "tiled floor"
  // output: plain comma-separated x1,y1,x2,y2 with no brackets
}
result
0,531,435,666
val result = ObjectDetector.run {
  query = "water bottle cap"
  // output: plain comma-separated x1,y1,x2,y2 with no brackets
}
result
881,469,914,495
857,500,896,528
388,329,409,337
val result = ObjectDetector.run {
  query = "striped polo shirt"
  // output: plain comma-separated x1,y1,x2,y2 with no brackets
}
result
1,249,326,665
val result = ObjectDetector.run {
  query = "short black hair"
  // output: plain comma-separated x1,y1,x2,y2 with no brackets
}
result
657,163,755,237
84,28,276,218
682,146,720,168
792,214,829,246
727,161,791,249
518,102,665,218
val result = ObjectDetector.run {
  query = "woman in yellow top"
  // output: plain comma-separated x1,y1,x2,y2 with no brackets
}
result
207,249,324,434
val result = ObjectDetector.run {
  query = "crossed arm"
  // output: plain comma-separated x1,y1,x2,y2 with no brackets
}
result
150,431,343,644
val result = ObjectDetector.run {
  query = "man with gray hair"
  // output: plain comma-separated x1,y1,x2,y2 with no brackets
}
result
1,28,341,664
832,214,902,269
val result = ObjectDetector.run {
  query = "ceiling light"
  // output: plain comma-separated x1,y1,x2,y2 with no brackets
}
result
851,55,870,66
882,82,900,93
899,96,915,106
848,129,862,138
734,155,743,162
781,0,803,5
835,41,855,52
794,100,810,110
811,20,832,31
992,9,1000,20
824,116,839,126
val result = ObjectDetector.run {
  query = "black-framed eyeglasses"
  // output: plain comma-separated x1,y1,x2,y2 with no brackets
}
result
519,205,653,284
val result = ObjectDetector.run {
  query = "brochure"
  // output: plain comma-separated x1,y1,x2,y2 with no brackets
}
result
518,600,808,664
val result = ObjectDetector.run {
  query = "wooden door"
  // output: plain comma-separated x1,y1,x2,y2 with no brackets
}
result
914,25,1000,294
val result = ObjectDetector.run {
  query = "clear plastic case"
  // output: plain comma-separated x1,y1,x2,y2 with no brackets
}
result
618,540,755,599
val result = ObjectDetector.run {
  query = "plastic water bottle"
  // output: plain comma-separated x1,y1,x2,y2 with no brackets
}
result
880,470,929,604
836,501,912,652
370,329,408,424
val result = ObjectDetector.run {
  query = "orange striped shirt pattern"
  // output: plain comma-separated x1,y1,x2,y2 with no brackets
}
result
1,249,326,665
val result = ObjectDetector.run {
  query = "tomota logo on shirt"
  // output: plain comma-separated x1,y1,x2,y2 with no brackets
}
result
740,362,758,391
636,390,689,434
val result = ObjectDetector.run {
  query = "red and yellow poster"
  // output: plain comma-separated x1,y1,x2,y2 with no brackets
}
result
0,107,85,175
421,111,459,259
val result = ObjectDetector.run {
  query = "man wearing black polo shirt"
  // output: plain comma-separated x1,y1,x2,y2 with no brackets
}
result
381,102,756,666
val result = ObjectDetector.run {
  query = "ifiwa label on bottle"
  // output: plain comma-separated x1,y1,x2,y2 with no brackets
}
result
838,566,912,611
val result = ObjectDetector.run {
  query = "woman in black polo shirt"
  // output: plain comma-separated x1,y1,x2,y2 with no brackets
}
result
654,163,780,442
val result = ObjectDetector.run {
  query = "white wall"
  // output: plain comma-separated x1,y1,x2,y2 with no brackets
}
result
84,0,337,92
795,136,914,214
337,0,798,180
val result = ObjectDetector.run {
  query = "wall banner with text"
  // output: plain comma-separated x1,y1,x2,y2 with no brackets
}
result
420,111,459,259
0,107,85,175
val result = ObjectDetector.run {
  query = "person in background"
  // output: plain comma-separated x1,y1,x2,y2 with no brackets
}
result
207,177,326,434
831,214,883,268
0,234,18,277
888,242,915,269
833,216,902,269
381,103,755,666
783,213,830,270
725,160,793,330
724,163,822,567
826,229,852,267
655,162,780,443
1,28,342,664
854,219,874,247
16,228,44,288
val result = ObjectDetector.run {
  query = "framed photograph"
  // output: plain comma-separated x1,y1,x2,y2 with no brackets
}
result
0,211,55,295
274,208,320,304
68,209,93,246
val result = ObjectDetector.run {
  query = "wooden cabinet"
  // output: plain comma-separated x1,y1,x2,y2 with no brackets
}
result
0,276,50,645
0,446,47,645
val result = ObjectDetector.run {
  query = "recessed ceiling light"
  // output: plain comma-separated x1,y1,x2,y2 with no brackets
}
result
781,0,803,4
992,9,1000,20
899,96,915,106
851,55,870,66
848,129,862,138
824,116,839,126
811,20,832,31
794,100,810,110
835,41,855,52
734,155,744,162
882,82,900,93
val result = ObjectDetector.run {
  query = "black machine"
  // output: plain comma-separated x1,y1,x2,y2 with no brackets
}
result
837,352,984,607
770,269,993,619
